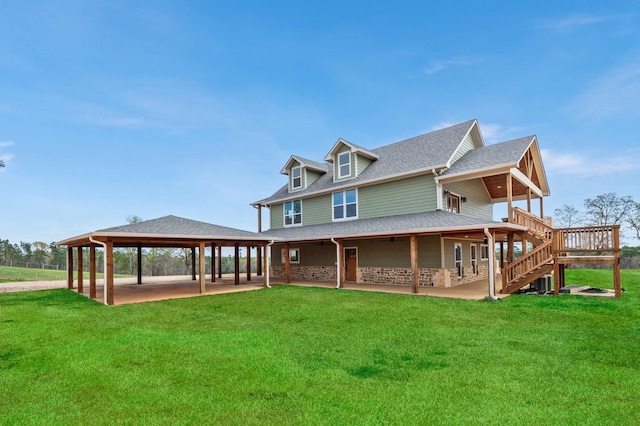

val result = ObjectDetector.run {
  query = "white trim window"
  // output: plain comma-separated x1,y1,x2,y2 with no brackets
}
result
338,152,351,179
281,248,300,264
446,192,461,214
333,189,357,221
480,244,489,261
291,166,302,190
454,243,463,278
471,244,478,275
284,200,302,226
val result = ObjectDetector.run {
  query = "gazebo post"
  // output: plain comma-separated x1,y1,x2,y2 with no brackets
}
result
217,246,222,279
198,242,206,293
191,248,197,281
246,246,251,281
77,246,84,295
137,245,142,285
106,240,114,305
211,242,216,283
67,247,74,289
234,243,240,285
90,244,96,299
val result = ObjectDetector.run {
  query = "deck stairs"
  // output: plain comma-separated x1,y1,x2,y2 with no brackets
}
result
501,208,554,294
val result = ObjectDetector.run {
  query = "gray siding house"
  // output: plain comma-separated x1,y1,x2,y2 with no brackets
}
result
253,119,553,292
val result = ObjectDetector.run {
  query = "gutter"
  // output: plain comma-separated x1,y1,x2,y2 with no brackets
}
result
265,240,275,288
330,238,341,289
483,228,500,301
88,236,109,306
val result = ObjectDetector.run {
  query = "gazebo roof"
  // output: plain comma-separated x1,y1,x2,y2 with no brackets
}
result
57,215,276,248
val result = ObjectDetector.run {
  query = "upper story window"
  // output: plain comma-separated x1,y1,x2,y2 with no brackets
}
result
291,166,302,190
333,189,357,221
446,192,461,214
338,152,351,179
284,200,302,226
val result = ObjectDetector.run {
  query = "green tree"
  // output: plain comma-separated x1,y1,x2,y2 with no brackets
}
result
49,242,66,268
32,241,49,266
0,159,5,169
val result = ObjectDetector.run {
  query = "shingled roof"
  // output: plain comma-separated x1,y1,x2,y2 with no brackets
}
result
57,215,271,247
255,119,478,205
260,210,525,241
440,136,535,177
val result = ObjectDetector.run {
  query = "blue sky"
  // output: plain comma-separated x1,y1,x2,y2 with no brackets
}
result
1,1,639,245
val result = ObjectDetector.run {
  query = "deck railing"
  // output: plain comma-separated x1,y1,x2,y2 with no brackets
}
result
510,207,553,241
553,225,620,254
501,240,553,289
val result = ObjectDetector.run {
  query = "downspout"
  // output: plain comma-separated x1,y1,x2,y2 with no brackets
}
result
89,237,109,306
330,238,341,289
483,228,500,301
265,240,275,288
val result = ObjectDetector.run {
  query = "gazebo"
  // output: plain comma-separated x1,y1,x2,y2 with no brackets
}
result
57,216,277,305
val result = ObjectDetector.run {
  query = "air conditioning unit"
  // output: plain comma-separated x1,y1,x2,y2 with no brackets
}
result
532,275,552,292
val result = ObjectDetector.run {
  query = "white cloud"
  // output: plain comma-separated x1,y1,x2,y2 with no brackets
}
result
541,148,640,176
0,141,15,148
424,57,479,75
571,62,640,119
541,14,617,32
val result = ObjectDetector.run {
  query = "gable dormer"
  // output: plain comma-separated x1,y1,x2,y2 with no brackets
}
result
324,138,379,182
280,155,328,193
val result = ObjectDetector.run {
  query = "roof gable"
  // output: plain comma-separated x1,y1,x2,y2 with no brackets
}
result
323,138,379,162
280,155,328,175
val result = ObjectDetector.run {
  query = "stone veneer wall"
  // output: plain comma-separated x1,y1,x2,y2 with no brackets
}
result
359,267,441,286
272,265,337,282
272,264,488,288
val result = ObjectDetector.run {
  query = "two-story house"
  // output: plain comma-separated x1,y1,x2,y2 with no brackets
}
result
253,119,560,294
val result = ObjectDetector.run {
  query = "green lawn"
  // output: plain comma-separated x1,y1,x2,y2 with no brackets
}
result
1,270,639,425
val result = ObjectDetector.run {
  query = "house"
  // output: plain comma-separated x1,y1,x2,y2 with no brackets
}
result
58,119,622,305
253,119,622,296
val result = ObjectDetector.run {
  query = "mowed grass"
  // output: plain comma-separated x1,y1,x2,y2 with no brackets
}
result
1,270,639,425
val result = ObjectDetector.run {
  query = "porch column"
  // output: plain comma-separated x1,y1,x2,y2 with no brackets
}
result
540,197,544,219
521,232,528,257
527,188,532,213
67,247,74,289
507,233,514,264
211,243,216,283
191,248,196,281
77,246,84,294
257,205,263,276
499,241,504,270
339,240,345,289
106,240,114,305
199,242,206,293
506,173,513,221
410,234,419,294
246,246,251,281
492,229,498,298
284,242,291,284
217,245,222,279
234,243,240,285
90,244,97,299
137,245,142,284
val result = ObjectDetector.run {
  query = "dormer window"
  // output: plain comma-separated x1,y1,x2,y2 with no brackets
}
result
338,152,351,179
291,166,302,189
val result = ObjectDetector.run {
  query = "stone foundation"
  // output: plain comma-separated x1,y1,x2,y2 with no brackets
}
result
359,267,440,286
271,264,488,288
272,265,337,281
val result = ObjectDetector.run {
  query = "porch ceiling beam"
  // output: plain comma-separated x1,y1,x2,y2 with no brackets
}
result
510,168,543,198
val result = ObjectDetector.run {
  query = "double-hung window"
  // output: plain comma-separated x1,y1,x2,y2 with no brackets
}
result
338,152,351,179
446,193,461,214
333,189,357,220
291,166,302,190
284,200,302,226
